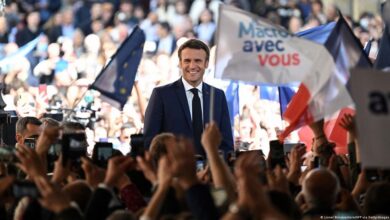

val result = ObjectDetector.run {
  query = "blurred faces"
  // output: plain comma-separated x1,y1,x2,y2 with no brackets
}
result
179,48,209,87
62,8,74,25
27,11,40,28
199,9,212,23
119,127,133,143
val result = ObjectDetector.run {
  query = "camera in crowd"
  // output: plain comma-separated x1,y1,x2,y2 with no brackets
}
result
92,142,114,168
45,94,101,130
60,132,88,166
71,100,100,130
130,133,145,158
0,110,18,147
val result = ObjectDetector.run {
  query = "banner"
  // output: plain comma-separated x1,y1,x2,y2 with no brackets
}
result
350,68,390,168
215,5,334,93
215,5,350,141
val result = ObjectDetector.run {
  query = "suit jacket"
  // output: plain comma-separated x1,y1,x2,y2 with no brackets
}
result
144,78,233,155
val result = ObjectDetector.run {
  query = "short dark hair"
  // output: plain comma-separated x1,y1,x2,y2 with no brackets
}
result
158,21,171,32
16,117,42,135
178,39,210,62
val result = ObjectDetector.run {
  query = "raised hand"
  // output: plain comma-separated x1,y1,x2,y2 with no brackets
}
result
287,144,306,185
35,176,71,213
81,157,105,188
104,156,135,188
232,151,285,220
15,144,45,179
267,165,290,194
36,120,61,155
157,156,173,187
136,151,157,185
166,137,198,190
52,154,71,185
339,113,357,141
201,122,222,154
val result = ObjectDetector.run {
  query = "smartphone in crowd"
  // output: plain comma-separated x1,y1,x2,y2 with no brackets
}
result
12,180,40,199
365,169,380,182
130,134,145,158
93,142,113,167
24,138,36,149
240,141,251,151
61,133,87,166
269,140,286,169
195,155,206,172
47,141,62,172
283,143,301,155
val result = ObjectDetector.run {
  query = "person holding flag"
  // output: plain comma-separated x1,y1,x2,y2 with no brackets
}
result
143,39,233,157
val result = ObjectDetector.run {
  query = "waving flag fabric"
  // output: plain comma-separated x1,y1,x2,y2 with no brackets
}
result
0,35,42,69
90,26,145,110
225,81,240,126
260,86,296,115
215,5,335,89
215,5,349,141
281,15,371,145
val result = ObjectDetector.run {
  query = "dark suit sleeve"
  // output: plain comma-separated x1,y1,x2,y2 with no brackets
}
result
218,91,234,153
144,88,164,149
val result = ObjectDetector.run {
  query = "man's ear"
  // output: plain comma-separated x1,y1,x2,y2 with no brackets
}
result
15,134,22,143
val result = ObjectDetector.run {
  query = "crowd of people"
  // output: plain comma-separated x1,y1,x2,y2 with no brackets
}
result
0,113,389,219
0,0,384,152
0,0,389,219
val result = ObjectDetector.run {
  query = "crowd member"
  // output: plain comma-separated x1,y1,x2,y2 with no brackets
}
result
15,11,42,47
112,124,133,155
15,116,42,146
155,21,176,55
193,8,216,46
45,7,76,43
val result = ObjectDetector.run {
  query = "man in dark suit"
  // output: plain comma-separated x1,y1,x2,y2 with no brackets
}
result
144,39,233,156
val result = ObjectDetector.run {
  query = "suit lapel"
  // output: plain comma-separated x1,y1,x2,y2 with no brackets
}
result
203,83,210,126
174,79,192,129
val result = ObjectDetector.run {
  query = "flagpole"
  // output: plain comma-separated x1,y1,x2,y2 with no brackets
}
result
209,3,222,124
209,87,215,123
277,86,285,130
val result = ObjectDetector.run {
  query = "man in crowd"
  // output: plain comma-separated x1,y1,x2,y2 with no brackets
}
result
15,116,42,146
144,39,233,156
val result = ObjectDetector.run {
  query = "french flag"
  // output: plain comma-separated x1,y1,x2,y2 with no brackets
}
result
280,16,372,152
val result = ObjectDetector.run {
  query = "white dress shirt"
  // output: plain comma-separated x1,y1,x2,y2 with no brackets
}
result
182,78,204,122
